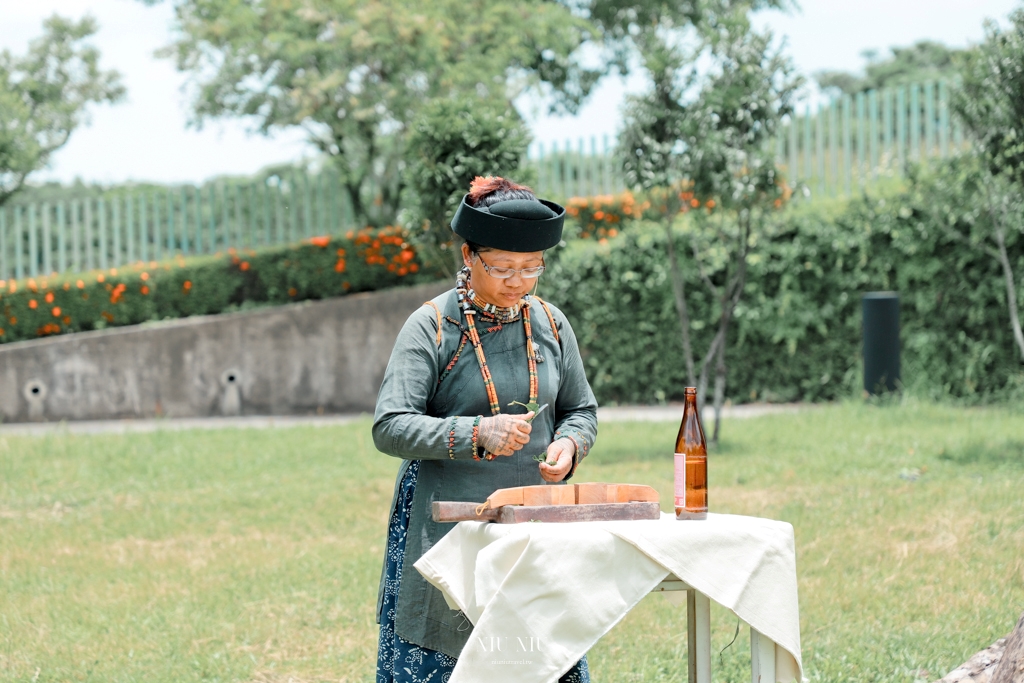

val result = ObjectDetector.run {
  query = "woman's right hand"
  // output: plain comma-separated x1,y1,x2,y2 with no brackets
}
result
477,412,534,456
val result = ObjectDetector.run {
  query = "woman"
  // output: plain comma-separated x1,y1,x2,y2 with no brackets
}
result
373,176,599,682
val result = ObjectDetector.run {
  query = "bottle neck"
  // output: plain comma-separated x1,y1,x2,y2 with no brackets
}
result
677,390,706,452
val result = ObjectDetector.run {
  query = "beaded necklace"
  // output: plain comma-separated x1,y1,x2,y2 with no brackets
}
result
455,266,539,419
468,291,521,323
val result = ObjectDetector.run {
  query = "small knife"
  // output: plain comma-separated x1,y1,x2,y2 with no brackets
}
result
526,403,549,423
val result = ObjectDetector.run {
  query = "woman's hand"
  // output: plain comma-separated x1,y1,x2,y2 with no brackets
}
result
478,411,534,456
539,438,575,482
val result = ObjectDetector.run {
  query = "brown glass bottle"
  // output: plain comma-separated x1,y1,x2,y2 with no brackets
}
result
674,387,708,520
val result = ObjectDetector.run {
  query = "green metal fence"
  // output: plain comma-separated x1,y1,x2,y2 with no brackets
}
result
776,80,965,197
525,79,966,199
527,135,627,200
0,169,355,281
0,80,968,281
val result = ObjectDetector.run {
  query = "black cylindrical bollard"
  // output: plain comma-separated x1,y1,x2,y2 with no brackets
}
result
862,292,901,394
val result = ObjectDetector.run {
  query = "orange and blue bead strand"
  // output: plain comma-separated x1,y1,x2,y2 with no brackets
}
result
522,302,539,402
455,266,540,461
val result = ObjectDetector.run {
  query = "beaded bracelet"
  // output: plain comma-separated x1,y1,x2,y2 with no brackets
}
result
446,416,459,460
564,435,582,459
560,430,588,459
471,416,483,461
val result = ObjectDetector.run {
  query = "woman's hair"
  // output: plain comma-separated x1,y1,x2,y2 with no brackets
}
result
465,176,537,254
468,176,536,208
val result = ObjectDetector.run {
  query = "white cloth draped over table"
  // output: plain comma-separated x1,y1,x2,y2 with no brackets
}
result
414,512,802,683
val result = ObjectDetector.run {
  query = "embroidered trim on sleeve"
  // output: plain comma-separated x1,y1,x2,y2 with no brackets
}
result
554,429,589,460
446,416,459,460
471,416,483,461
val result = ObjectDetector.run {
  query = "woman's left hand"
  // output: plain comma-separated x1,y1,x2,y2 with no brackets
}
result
538,438,576,482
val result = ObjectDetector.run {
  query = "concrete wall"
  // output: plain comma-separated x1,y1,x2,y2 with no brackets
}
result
0,281,449,423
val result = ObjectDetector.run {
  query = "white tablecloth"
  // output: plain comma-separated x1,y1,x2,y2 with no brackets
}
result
414,512,802,683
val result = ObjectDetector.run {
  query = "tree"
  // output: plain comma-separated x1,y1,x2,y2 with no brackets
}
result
402,98,534,276
815,40,964,96
599,0,786,394
951,11,1024,364
620,18,801,441
582,0,787,74
617,36,698,389
0,15,124,207
143,0,599,228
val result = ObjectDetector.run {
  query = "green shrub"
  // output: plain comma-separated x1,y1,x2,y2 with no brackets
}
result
0,227,438,344
546,162,1024,405
403,97,534,276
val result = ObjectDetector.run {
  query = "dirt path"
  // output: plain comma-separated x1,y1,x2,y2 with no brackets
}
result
0,402,813,437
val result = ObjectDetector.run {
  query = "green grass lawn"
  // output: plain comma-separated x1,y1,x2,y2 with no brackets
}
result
1,402,1022,682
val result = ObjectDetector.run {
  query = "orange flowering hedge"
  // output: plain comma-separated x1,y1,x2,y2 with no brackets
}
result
564,191,652,241
0,226,436,345
565,183,791,244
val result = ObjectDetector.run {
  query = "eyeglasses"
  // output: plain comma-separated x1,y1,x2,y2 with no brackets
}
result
474,254,546,279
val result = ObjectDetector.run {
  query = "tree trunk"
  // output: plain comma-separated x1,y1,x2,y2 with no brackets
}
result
695,209,751,427
994,227,1024,364
663,208,697,386
330,161,365,228
697,298,731,441
981,178,1024,365
711,337,726,443
993,610,1024,683
0,171,28,208
695,325,721,416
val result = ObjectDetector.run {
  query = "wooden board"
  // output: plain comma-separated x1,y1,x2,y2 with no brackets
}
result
500,502,661,523
482,483,659,509
432,501,501,523
432,501,661,524
575,483,659,504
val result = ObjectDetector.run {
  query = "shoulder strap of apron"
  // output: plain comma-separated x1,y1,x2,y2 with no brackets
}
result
422,301,443,348
531,295,560,346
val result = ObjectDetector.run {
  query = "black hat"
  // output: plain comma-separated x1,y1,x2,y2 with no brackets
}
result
450,194,565,252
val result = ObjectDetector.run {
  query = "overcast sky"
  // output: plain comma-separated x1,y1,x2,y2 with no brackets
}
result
0,0,1019,186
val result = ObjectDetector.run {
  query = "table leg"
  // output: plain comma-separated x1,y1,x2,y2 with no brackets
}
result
687,589,711,683
750,628,776,683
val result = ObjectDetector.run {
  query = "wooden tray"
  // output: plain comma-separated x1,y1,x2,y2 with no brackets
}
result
475,482,659,508
432,500,662,524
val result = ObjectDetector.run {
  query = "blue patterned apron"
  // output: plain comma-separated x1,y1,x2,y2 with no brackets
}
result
377,460,590,682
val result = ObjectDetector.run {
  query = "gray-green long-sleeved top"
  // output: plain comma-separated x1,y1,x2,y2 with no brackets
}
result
372,287,598,658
